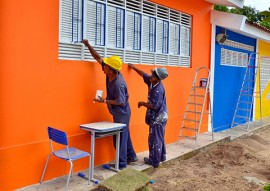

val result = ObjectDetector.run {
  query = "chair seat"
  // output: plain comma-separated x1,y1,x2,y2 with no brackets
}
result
53,147,89,161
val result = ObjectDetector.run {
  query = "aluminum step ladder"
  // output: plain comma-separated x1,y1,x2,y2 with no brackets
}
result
231,53,262,131
179,67,214,148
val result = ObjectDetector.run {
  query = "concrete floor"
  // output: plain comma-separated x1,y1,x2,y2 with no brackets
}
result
17,117,270,191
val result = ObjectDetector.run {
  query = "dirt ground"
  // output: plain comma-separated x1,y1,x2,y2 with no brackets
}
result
146,128,270,191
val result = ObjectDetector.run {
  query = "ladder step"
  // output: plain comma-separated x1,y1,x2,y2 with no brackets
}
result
241,87,254,90
188,102,203,106
193,86,206,89
184,118,200,123
238,101,253,104
245,73,255,76
240,90,252,92
231,122,241,125
186,110,201,114
236,108,250,111
239,94,253,97
190,94,204,98
240,94,253,97
244,80,255,82
248,65,257,68
234,115,248,119
179,135,196,140
231,121,247,126
182,126,198,132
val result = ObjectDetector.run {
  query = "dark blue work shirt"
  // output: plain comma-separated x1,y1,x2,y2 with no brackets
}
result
143,73,168,125
102,62,131,117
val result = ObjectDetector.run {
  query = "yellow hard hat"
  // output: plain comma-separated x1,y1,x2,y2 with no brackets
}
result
103,55,122,70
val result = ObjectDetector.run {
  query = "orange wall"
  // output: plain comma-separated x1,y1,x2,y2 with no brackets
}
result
0,0,212,190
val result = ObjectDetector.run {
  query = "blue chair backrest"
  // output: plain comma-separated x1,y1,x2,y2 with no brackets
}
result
48,127,68,146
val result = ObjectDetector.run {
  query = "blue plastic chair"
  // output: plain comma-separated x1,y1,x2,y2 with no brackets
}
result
40,127,90,190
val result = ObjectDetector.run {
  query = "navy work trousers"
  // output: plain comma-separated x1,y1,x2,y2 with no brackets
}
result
148,121,167,167
113,114,137,168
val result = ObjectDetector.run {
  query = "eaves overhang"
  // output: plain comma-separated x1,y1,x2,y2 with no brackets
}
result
211,10,270,43
206,0,244,8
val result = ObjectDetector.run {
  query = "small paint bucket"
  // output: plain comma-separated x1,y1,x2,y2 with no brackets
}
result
200,78,208,87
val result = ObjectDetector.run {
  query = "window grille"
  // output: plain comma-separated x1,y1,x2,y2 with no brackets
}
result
223,39,254,52
59,0,192,67
220,48,248,67
260,56,270,99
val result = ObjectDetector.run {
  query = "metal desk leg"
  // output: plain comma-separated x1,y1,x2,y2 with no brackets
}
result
90,131,99,184
115,130,120,171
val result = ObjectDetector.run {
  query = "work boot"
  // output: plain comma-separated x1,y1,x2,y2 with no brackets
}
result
144,157,159,168
127,156,138,164
108,163,126,170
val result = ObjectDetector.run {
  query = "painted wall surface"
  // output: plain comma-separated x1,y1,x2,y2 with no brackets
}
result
213,26,257,132
0,0,212,190
255,40,270,119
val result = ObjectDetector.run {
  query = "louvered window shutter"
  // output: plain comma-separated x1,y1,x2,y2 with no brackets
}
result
83,0,93,42
156,19,163,53
116,8,124,48
126,11,134,50
107,6,117,48
163,21,169,54
84,1,98,45
134,13,141,50
169,23,180,55
180,26,190,56
149,17,156,52
60,0,82,43
142,15,150,52
157,20,169,54
84,1,105,45
126,11,141,50
95,3,106,45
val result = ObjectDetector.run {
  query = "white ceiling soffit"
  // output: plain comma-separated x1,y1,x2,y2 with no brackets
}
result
211,10,270,42
206,0,244,8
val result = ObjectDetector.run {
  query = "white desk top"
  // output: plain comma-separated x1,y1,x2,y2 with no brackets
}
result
80,121,126,132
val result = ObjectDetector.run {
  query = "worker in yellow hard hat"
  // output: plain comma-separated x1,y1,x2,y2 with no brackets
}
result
82,39,138,170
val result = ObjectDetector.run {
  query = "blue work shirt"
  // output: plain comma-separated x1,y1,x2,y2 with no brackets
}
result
102,62,131,117
143,74,168,125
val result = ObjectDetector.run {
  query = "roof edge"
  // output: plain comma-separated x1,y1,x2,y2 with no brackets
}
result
211,10,270,42
206,0,244,8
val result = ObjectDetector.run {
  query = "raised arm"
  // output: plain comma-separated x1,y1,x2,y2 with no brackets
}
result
82,39,103,64
128,63,145,77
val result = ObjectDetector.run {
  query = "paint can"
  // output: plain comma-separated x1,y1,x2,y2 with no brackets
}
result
200,78,208,87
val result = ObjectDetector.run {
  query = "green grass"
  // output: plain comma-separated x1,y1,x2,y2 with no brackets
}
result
98,168,151,191
264,184,270,191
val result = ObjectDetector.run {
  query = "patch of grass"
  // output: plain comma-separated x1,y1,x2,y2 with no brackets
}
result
264,184,270,191
98,168,151,191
